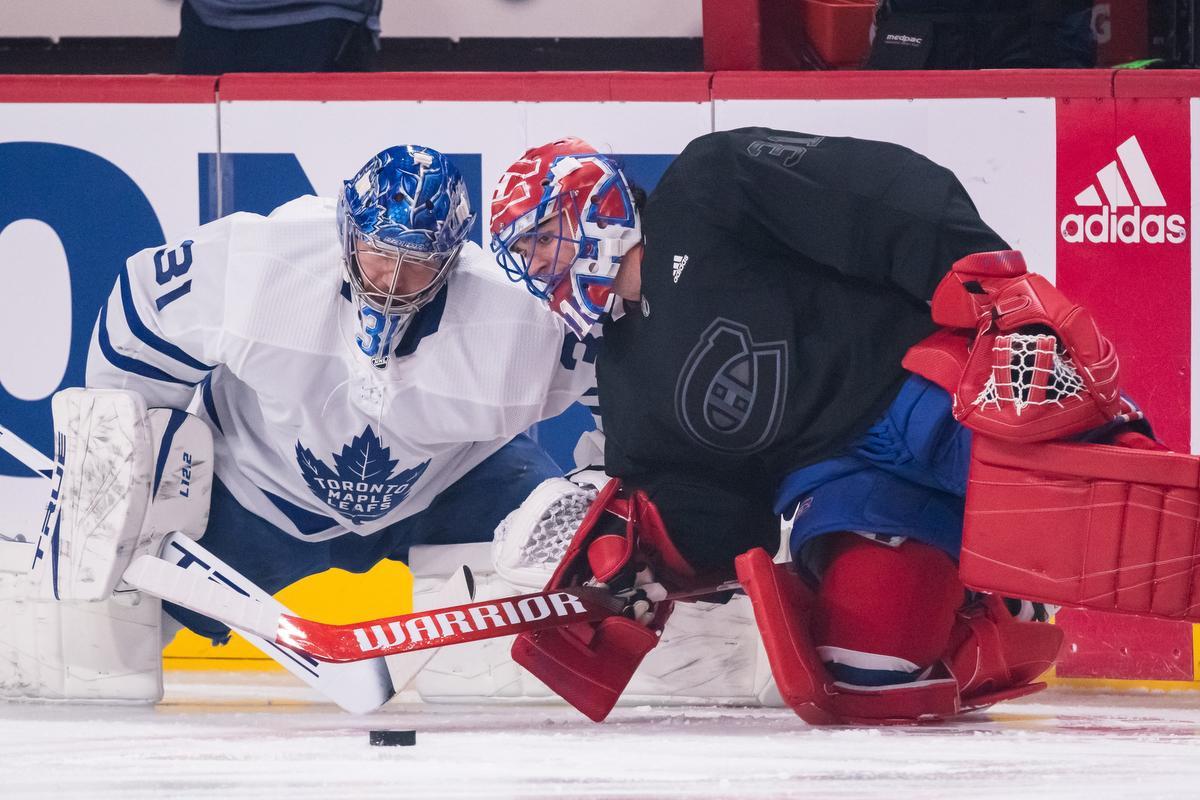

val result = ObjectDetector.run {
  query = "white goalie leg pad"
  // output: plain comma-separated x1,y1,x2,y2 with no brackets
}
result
383,563,474,695
0,568,163,702
411,542,555,702
32,388,213,601
35,388,156,601
0,389,213,702
416,475,783,706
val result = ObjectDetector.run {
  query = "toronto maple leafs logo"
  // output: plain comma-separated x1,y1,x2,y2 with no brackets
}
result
296,426,430,525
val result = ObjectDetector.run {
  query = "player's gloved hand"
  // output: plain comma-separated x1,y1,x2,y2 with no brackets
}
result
511,479,700,722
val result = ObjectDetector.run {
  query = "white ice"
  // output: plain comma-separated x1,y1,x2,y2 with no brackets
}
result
3,674,1200,800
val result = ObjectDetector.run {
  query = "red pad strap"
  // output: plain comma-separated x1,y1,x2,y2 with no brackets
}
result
941,595,1062,705
930,249,1028,328
545,478,628,590
961,435,1200,620
734,548,960,724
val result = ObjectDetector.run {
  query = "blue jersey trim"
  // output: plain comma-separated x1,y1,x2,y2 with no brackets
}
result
392,284,448,359
261,488,339,537
200,374,224,434
98,303,200,387
120,268,215,373
152,409,189,496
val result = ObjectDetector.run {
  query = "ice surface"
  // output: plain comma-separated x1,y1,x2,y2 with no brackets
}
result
2,673,1199,799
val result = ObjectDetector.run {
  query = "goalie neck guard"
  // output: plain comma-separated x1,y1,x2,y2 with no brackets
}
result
489,138,641,338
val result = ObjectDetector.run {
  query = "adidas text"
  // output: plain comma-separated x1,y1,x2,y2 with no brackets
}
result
1060,207,1186,245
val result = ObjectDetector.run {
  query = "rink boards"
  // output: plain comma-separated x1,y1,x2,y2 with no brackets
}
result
0,70,1198,687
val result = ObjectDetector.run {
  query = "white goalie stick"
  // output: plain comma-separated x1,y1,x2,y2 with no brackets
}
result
0,421,55,572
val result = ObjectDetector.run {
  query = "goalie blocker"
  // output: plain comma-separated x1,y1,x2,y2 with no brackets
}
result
905,250,1200,623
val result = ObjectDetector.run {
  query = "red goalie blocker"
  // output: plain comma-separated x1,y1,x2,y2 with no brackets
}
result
960,435,1200,622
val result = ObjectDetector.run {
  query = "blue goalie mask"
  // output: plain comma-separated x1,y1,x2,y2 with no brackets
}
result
338,145,476,366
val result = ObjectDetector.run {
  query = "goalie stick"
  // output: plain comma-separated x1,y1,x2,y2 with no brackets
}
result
124,553,740,664
0,423,57,573
0,421,55,476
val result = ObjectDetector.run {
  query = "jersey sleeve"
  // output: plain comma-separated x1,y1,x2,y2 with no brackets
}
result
85,219,233,410
672,128,1011,303
544,327,603,432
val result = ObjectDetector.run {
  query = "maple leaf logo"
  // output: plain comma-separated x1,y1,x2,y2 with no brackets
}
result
295,425,429,525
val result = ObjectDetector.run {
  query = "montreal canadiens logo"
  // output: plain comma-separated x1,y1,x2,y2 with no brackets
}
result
295,425,429,525
1060,135,1186,246
675,318,788,454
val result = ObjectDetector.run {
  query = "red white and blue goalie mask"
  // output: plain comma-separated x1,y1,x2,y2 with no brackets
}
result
489,138,641,338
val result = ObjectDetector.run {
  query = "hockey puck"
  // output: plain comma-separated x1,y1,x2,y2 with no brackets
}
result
369,729,416,747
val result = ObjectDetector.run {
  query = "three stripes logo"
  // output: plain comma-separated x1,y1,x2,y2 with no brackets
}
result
672,254,688,283
1060,135,1186,246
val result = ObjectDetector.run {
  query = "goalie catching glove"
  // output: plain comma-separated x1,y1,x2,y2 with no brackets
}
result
904,249,1141,443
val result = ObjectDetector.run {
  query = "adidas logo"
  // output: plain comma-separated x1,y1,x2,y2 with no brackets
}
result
672,254,688,283
1060,135,1186,245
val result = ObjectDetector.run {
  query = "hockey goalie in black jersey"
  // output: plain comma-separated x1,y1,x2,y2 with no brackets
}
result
488,128,1184,724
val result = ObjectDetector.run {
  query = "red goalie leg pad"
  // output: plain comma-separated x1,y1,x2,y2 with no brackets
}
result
962,435,1200,621
942,594,1063,711
735,548,960,724
814,534,963,682
512,615,662,723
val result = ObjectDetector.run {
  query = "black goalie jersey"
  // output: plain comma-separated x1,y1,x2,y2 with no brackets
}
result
597,128,1009,511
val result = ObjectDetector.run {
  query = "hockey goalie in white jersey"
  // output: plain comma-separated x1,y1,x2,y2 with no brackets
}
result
0,145,593,710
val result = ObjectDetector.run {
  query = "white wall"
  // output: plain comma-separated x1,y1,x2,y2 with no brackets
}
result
0,0,703,39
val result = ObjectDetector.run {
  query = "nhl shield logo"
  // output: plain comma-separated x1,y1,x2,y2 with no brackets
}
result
675,318,788,454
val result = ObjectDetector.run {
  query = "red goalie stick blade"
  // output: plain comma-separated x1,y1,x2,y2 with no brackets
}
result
274,587,628,663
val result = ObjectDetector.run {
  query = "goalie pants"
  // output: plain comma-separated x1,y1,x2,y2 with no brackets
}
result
165,432,561,642
775,374,972,565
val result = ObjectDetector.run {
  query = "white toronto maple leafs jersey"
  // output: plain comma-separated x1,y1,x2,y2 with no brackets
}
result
86,196,594,542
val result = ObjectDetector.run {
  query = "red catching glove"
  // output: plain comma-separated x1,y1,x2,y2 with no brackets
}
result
905,250,1139,443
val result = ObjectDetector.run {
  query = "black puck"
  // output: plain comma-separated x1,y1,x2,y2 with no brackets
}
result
369,729,416,747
